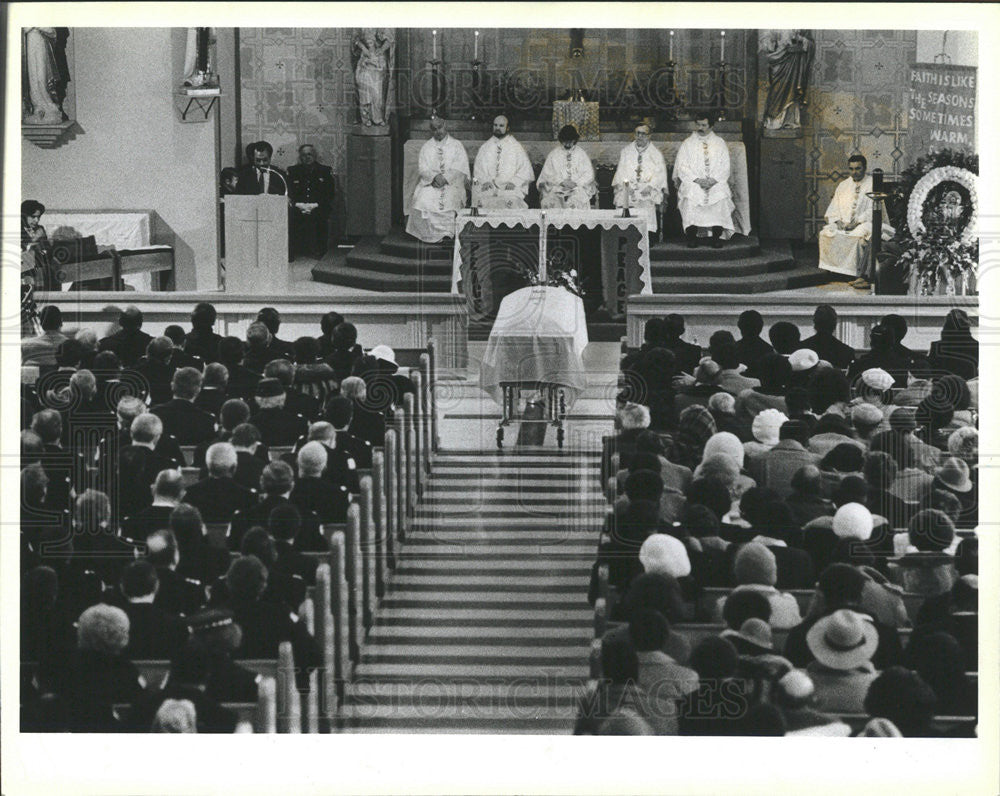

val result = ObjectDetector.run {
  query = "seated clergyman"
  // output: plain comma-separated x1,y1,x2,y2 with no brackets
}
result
612,124,667,232
406,117,470,243
472,115,534,210
818,154,894,290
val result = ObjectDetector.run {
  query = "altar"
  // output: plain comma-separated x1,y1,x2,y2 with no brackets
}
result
451,208,652,322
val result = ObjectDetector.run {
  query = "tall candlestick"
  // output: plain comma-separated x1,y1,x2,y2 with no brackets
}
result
474,30,479,60
432,30,438,60
720,30,725,62
669,30,674,61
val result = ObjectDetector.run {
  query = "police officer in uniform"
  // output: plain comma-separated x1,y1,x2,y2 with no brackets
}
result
288,144,334,259
248,378,308,447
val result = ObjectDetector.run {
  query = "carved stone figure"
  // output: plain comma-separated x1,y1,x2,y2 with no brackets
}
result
352,28,395,127
22,27,70,125
760,30,815,132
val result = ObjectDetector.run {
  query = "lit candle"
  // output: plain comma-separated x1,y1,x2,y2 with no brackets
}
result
432,30,438,60
474,30,479,60
669,30,674,61
720,31,725,62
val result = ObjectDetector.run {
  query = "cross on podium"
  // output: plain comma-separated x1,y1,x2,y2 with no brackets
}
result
240,204,276,272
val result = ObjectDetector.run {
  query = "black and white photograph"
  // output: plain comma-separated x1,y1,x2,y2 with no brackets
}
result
3,3,998,795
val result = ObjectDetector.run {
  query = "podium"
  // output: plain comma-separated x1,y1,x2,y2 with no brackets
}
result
224,195,289,293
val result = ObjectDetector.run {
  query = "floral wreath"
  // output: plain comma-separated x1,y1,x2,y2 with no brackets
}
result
906,165,978,246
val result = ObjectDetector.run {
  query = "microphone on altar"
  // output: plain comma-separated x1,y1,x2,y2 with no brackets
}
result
261,166,289,197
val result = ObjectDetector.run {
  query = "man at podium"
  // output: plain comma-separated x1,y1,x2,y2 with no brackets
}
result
236,140,289,196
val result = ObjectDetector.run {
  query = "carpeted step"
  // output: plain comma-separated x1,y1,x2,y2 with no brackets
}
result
374,607,594,626
651,264,831,294
651,252,795,279
311,261,451,292
348,679,584,703
345,247,454,276
378,229,455,260
360,647,590,667
367,624,590,643
650,235,762,261
352,662,588,681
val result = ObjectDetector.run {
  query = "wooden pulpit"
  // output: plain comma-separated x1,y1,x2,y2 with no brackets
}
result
223,195,289,293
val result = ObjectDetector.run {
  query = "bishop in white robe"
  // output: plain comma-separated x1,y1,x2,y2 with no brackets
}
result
612,124,668,233
406,119,470,243
536,125,596,210
674,117,735,247
818,157,894,285
472,116,534,210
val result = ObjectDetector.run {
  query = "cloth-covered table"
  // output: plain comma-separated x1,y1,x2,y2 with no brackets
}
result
480,285,589,414
402,137,751,237
452,209,652,322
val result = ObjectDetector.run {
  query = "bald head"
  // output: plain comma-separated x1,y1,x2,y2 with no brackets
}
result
153,469,184,502
297,441,328,478
120,305,144,331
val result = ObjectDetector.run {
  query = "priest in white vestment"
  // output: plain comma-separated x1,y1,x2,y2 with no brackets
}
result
536,125,597,209
612,124,668,233
472,116,534,210
818,155,894,289
406,118,470,243
674,115,735,248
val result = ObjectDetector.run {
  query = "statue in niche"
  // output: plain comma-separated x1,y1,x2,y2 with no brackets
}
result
352,28,395,127
22,27,71,125
760,30,815,132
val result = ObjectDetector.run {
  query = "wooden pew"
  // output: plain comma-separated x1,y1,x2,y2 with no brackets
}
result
179,445,196,465
837,713,977,737
372,449,388,598
669,623,914,655
402,395,417,526
427,337,440,453
418,351,434,473
358,475,377,633
314,562,338,731
384,430,399,569
180,467,201,488
204,522,230,550
409,368,424,499
392,410,409,541
299,598,320,733
327,531,350,714
343,503,363,664
269,446,294,462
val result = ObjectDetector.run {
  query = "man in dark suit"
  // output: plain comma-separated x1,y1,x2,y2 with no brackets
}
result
256,307,296,361
119,560,190,660
194,363,228,419
184,442,257,525
269,503,319,583
218,336,259,401
94,395,186,478
231,422,267,492
243,322,281,375
300,421,360,494
98,306,152,368
316,311,344,359
121,469,185,544
145,528,207,617
325,395,372,469
288,144,334,259
163,325,205,371
800,305,856,370
151,367,218,446
230,461,309,550
662,314,702,376
290,441,350,525
115,413,181,520
134,336,177,407
184,302,222,364
249,378,308,447
235,140,289,196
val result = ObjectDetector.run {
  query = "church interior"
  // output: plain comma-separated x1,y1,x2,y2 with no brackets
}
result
12,13,990,777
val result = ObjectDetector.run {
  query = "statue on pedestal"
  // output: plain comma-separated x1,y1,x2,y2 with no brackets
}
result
22,27,70,125
352,28,395,128
760,30,815,132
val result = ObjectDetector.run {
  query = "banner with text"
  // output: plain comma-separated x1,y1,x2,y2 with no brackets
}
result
907,64,976,160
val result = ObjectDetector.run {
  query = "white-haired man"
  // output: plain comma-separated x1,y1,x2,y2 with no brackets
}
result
290,440,350,523
183,441,257,524
472,115,534,210
406,117,470,243
117,414,180,518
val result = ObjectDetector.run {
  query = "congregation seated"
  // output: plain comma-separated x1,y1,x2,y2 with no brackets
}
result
121,469,185,544
151,367,218,445
341,376,387,448
145,528,208,617
260,357,321,420
184,442,258,525
98,305,152,368
257,307,296,361
184,302,222,364
290,441,350,525
243,321,280,375
135,336,179,406
292,336,338,406
799,304,856,370
734,310,774,375
249,377,308,447
118,560,191,661
218,335,261,401
22,305,69,370
194,363,230,418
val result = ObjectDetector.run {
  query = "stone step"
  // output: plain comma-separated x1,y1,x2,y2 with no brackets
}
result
392,558,593,574
348,679,584,704
360,645,590,666
651,264,830,294
408,515,601,528
375,607,593,626
352,662,589,681
398,539,596,554
377,228,455,260
418,493,607,506
651,252,796,278
342,718,574,734
649,234,762,261
379,592,590,610
385,575,587,592
341,703,577,725
367,624,590,643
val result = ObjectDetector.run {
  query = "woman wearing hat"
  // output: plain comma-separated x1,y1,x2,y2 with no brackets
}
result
804,608,880,713
932,456,977,530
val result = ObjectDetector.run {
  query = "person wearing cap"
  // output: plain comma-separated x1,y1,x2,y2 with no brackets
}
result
898,509,958,596
755,420,819,498
932,456,976,529
151,366,218,446
850,402,884,443
718,542,802,629
787,347,826,390
262,358,321,421
248,377,308,447
800,304,856,370
775,669,852,736
803,608,880,712
627,609,698,735
744,407,788,463
98,305,153,368
351,343,417,411
808,413,862,458
639,533,692,581
862,451,913,534
722,617,794,702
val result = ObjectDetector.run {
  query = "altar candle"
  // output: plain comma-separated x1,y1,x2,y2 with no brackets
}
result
720,31,725,62
432,30,438,60
474,30,479,60
539,211,547,282
669,30,674,61
624,180,630,210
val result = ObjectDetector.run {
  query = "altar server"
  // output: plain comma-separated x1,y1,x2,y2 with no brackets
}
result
818,155,894,289
406,117,470,243
472,116,534,210
537,124,597,210
674,114,734,248
612,124,668,232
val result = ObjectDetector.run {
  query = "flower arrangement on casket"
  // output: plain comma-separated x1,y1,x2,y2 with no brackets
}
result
516,252,585,298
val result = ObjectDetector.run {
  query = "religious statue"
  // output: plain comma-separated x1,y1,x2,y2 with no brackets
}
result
22,27,71,125
760,30,815,132
352,28,395,127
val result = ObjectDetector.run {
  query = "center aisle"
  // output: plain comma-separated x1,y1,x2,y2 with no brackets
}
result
343,450,607,733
